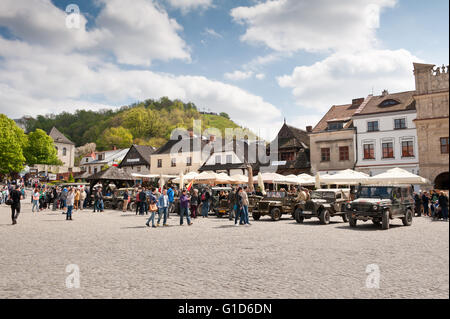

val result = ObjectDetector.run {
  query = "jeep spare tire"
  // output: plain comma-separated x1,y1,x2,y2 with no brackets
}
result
271,208,282,221
382,210,390,230
402,209,413,226
319,209,331,225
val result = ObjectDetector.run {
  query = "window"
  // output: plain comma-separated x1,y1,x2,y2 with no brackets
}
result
401,141,414,157
394,118,407,130
440,137,449,154
382,142,394,159
379,99,400,107
339,146,349,161
171,158,176,167
136,166,141,173
186,157,192,167
367,121,379,132
157,159,162,168
88,166,91,174
363,144,375,159
327,122,344,131
226,155,233,164
215,155,221,164
63,147,67,156
281,152,295,161
321,148,330,162
85,158,89,163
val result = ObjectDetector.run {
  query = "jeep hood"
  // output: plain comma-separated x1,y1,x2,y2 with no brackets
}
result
353,198,391,205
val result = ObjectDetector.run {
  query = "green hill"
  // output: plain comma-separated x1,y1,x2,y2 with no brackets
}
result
19,97,252,151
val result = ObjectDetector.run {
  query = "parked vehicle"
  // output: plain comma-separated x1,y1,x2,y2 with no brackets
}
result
345,185,414,230
252,191,300,221
294,189,350,224
211,187,233,217
113,188,137,211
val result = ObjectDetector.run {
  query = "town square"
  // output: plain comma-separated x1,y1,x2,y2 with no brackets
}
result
0,0,448,302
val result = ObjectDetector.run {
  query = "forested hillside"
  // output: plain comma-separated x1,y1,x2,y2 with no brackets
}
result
18,97,244,151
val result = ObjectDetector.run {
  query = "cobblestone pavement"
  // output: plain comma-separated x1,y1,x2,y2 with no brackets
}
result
0,197,448,299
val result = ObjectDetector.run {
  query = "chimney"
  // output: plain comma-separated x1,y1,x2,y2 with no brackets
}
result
351,98,364,107
381,89,389,96
306,126,313,133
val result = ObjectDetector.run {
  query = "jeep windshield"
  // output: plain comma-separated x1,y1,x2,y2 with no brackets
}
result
311,191,335,200
357,186,393,199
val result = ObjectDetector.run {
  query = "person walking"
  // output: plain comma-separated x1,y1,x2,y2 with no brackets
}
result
32,188,40,213
122,189,130,212
234,187,244,226
179,190,193,226
413,192,422,217
200,188,210,218
93,188,100,212
79,187,86,211
229,187,238,221
60,188,68,211
66,188,74,220
190,189,199,218
438,192,449,222
421,192,430,217
156,189,169,226
167,185,175,219
74,188,80,210
145,188,158,228
138,188,147,215
135,187,141,215
241,186,251,225
9,185,22,225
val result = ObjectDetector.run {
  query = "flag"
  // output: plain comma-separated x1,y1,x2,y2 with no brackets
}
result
187,180,194,191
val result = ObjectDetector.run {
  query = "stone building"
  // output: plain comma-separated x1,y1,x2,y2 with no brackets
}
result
309,97,369,175
119,145,156,174
413,63,449,189
49,127,75,171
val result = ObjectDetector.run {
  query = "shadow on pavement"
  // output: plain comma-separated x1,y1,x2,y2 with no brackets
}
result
336,223,403,231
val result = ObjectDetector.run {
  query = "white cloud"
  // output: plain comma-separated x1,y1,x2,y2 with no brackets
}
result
203,28,222,38
231,0,397,53
255,73,266,80
224,70,254,81
277,49,420,111
166,0,213,13
0,0,190,66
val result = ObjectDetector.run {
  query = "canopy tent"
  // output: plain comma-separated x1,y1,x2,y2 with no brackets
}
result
297,173,316,185
260,172,285,183
273,175,301,185
215,172,234,184
321,169,370,185
230,174,249,184
131,173,177,179
171,171,199,184
366,168,430,185
193,171,218,184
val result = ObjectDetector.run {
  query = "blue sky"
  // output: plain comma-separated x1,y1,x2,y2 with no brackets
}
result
0,0,448,140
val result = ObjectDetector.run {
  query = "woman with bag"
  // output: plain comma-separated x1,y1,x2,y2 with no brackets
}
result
145,188,158,228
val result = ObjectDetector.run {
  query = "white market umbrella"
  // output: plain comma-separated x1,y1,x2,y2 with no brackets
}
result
260,172,284,183
230,174,249,184
297,173,315,185
367,168,430,185
273,175,300,185
178,172,184,190
215,173,233,184
321,169,370,185
194,171,218,184
315,173,321,189
172,171,199,183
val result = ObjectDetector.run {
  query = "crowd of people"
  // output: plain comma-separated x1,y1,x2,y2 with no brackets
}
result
414,190,449,221
2,177,449,225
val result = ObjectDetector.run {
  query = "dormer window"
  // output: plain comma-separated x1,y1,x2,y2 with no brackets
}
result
379,99,400,107
327,122,344,131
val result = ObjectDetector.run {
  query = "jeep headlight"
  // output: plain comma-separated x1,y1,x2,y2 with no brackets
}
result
372,205,378,211
346,203,352,210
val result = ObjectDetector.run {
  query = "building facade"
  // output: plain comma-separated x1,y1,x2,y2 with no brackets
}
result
413,63,449,189
119,145,156,174
354,90,419,176
309,98,369,175
80,148,129,175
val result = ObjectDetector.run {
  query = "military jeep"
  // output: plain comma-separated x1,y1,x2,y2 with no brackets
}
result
294,189,351,224
252,191,299,221
345,185,414,230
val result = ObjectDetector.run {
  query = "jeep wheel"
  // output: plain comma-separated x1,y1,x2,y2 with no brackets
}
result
402,209,413,226
271,208,282,221
252,213,261,221
319,209,331,225
104,201,113,210
294,208,304,223
382,210,390,230
130,202,137,211
342,214,348,223
349,217,357,228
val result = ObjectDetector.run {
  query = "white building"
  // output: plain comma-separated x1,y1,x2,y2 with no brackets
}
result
354,90,420,176
80,148,129,175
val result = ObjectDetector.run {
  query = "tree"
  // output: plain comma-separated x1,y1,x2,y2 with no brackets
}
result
23,129,62,166
97,127,133,150
220,112,230,119
68,173,75,182
0,114,27,174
